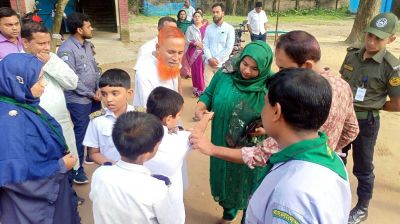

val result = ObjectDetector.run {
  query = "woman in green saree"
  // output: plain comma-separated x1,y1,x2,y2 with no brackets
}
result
194,40,274,223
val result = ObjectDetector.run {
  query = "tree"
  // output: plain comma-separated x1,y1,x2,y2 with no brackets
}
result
345,0,381,46
50,0,69,52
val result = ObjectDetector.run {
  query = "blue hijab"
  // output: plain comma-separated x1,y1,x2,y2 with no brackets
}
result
0,53,66,186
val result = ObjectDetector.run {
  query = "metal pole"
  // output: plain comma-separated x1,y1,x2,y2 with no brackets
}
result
274,0,280,45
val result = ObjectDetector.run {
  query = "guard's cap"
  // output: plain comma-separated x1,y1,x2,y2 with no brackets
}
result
365,13,398,39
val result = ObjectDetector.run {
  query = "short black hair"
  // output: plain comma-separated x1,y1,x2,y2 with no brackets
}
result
212,2,225,12
0,7,18,19
146,87,184,120
267,68,332,131
276,30,321,66
255,2,263,8
21,21,49,40
157,16,177,30
67,12,90,34
112,111,164,161
99,69,131,89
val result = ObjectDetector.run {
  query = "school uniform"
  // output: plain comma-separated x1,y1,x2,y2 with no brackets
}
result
246,133,351,224
144,126,191,224
83,105,135,163
90,160,175,224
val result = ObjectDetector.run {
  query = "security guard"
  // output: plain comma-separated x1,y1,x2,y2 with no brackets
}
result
340,13,400,224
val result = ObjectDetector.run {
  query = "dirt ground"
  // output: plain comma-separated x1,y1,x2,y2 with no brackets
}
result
75,19,400,224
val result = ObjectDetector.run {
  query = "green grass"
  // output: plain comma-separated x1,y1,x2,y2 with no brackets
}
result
129,8,354,26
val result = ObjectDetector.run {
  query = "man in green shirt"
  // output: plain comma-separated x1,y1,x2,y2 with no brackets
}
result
340,12,400,224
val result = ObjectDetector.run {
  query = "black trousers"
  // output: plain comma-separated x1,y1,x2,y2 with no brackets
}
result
343,112,380,204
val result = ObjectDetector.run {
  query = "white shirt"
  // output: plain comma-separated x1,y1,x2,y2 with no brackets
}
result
39,52,79,169
90,160,176,224
144,126,191,223
83,105,135,162
246,160,351,224
183,5,196,21
133,55,179,108
203,22,235,67
246,9,268,35
134,38,158,70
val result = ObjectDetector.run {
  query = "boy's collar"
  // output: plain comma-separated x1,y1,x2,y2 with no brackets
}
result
116,160,151,174
105,104,135,118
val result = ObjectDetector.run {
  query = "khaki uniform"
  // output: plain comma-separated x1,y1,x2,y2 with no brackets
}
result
339,47,400,207
340,47,400,113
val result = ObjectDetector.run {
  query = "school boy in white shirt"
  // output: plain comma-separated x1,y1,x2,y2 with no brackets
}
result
90,111,175,224
244,68,351,224
144,87,213,223
83,69,134,165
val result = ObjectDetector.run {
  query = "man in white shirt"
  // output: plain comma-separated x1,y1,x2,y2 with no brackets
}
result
134,16,177,70
21,21,80,171
133,26,185,109
247,2,268,42
203,2,235,86
182,0,196,21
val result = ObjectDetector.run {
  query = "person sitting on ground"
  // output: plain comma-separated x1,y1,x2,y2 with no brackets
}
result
83,69,135,165
244,68,351,223
133,26,185,110
90,111,175,224
190,30,359,169
144,86,213,223
0,53,80,223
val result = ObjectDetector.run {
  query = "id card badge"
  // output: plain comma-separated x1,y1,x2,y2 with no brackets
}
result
355,87,367,101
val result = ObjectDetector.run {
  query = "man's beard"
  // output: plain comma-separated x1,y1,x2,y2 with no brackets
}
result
82,34,92,39
157,56,180,81
213,16,222,24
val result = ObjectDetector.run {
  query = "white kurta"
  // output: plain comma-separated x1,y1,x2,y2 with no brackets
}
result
134,37,157,70
246,160,351,224
133,55,179,108
90,160,176,224
144,126,191,224
83,105,135,163
39,52,79,169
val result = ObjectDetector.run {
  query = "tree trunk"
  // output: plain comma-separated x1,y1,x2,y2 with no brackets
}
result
295,0,300,10
345,0,379,46
50,0,69,52
315,0,320,9
272,0,277,12
232,0,238,16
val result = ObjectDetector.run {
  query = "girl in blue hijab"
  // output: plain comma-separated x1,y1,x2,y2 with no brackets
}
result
0,53,80,223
